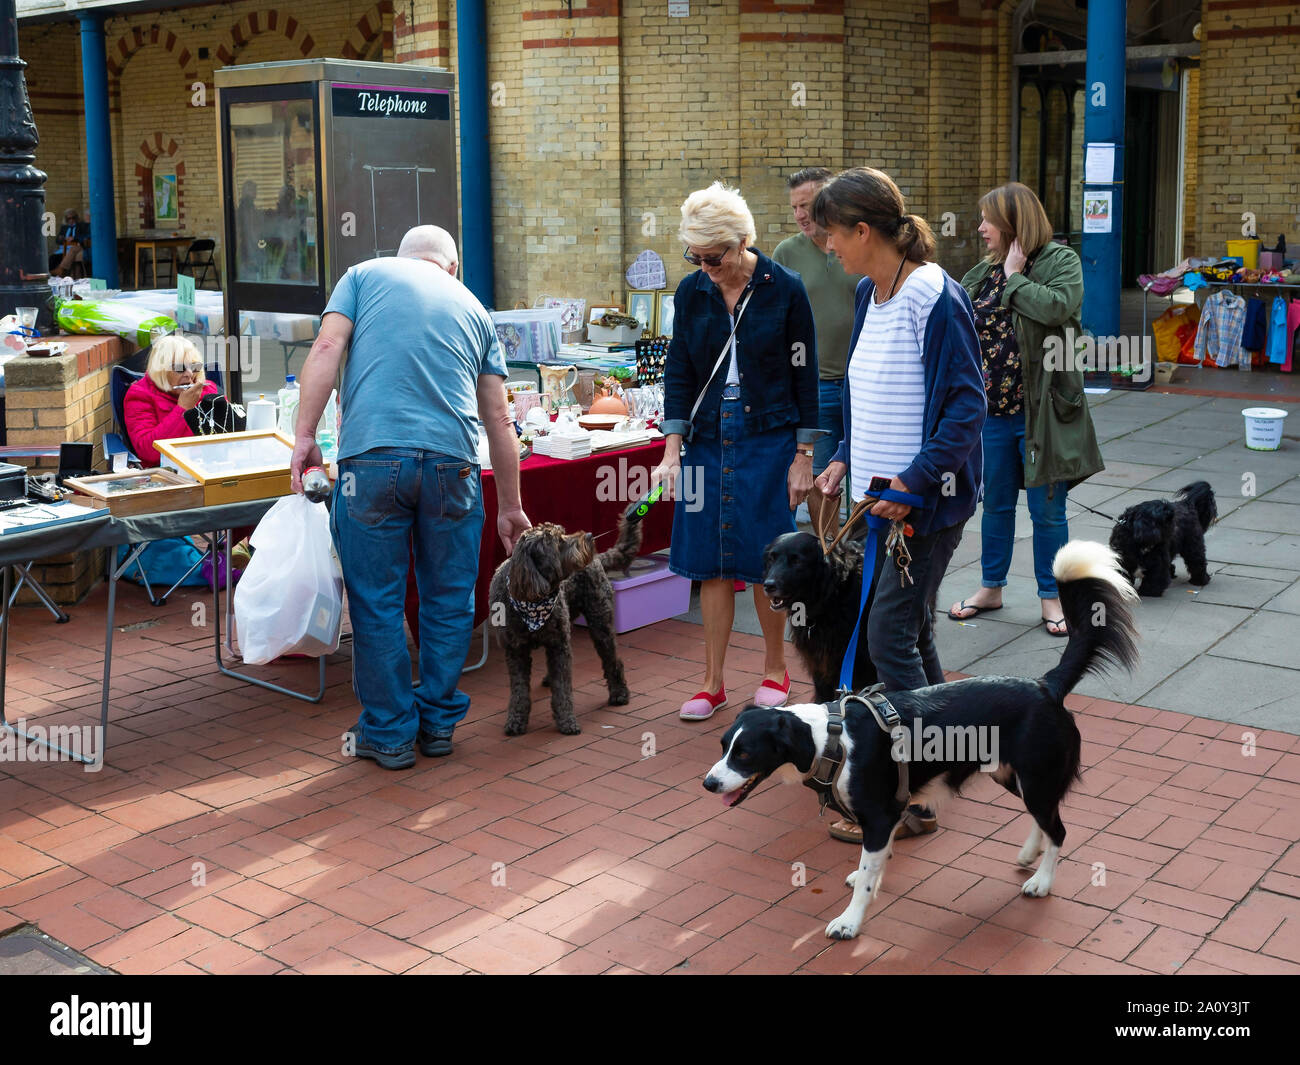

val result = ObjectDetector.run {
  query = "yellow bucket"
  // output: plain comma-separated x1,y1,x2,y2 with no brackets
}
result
1227,239,1260,269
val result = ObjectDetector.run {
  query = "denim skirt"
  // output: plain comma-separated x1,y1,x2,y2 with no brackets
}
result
669,386,797,584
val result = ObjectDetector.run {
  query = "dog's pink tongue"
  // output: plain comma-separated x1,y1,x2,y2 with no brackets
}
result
720,791,737,808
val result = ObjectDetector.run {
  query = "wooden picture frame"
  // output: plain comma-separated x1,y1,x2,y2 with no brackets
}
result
625,290,655,335
655,291,675,337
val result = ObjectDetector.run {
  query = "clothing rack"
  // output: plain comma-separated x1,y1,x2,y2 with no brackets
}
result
1142,279,1300,372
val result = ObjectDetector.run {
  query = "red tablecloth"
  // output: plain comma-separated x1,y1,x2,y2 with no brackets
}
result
405,441,674,631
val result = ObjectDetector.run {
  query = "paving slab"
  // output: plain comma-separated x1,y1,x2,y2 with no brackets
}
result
1139,657,1300,729
1258,476,1300,505
1119,425,1241,450
1100,439,1218,468
1181,572,1292,610
1264,582,1300,615
1087,461,1170,488
1215,500,1300,534
1206,609,1300,670
1182,442,1295,475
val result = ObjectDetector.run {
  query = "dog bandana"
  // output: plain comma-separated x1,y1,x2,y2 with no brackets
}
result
509,591,558,631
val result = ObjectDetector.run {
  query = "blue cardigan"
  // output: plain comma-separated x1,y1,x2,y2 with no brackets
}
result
830,271,986,536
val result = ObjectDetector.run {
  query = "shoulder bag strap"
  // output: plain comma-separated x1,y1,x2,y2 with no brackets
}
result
686,287,755,433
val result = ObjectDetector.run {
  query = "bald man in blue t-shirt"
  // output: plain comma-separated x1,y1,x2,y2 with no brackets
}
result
291,226,531,770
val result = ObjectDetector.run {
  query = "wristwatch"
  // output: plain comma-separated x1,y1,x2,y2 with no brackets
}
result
796,446,814,458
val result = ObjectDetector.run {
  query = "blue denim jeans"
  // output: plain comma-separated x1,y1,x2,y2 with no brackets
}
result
980,411,1068,599
330,448,483,753
813,377,845,476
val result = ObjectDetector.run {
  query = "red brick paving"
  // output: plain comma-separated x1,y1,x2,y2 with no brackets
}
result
2,585,1299,974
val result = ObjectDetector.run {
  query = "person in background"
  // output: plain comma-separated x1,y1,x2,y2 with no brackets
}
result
122,335,220,467
290,225,531,770
773,167,863,538
653,181,819,721
49,209,91,277
947,182,1103,637
813,167,985,845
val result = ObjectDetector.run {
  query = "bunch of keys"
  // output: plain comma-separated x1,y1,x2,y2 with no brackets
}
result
885,519,914,588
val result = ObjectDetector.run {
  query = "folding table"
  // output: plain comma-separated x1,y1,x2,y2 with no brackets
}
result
0,496,328,767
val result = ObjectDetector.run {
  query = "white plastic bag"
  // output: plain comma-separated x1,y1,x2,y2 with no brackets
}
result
234,494,343,664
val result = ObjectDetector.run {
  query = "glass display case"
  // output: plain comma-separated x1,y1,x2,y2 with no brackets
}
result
215,59,457,401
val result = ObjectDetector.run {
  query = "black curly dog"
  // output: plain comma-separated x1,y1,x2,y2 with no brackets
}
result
490,514,641,735
1109,480,1217,597
761,531,880,703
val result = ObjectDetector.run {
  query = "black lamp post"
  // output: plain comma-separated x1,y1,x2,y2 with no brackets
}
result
0,0,50,326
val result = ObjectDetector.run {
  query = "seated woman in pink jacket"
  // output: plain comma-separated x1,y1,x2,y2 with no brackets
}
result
123,336,219,466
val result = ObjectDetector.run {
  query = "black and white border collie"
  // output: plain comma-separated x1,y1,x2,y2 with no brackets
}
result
703,541,1139,941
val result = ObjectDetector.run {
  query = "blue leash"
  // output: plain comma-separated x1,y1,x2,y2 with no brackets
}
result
837,487,925,693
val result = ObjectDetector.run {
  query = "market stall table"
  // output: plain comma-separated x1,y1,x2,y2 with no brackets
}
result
404,440,675,642
0,496,323,766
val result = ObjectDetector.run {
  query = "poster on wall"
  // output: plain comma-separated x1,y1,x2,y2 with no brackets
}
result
1083,191,1113,234
154,173,178,225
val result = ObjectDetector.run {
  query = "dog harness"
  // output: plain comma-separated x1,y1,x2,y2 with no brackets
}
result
803,684,910,822
504,562,559,631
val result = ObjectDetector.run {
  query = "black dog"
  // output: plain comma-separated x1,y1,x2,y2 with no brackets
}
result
489,515,641,736
762,531,877,702
704,540,1138,941
1109,481,1216,596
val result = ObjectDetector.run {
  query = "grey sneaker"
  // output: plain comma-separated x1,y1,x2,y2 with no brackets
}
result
353,734,416,770
418,731,454,758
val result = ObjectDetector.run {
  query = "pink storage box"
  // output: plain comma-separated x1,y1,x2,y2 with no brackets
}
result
1260,251,1284,271
576,551,690,634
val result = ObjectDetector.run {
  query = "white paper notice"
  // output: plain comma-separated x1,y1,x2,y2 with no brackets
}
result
669,0,689,15
1085,142,1116,184
1083,191,1113,234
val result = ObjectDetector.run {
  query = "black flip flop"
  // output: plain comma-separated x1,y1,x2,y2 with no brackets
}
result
1043,617,1068,637
948,599,1003,621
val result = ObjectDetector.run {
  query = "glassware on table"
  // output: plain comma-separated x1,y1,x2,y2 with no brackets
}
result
15,307,38,330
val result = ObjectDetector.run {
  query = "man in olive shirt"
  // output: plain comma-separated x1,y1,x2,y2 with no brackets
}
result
772,167,863,535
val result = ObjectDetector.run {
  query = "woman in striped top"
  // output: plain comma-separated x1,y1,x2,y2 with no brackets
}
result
813,167,986,844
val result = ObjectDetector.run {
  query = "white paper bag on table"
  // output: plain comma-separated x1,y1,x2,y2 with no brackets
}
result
234,494,343,664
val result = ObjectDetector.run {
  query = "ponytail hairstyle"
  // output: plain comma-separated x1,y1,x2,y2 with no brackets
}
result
810,167,936,263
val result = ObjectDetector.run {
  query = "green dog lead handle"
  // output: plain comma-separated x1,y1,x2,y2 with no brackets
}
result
624,483,664,524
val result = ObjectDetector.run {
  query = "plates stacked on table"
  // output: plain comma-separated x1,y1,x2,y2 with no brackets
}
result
532,430,592,460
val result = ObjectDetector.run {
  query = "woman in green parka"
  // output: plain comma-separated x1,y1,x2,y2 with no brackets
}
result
947,182,1103,637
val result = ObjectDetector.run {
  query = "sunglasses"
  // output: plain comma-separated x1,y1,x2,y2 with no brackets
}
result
683,247,732,268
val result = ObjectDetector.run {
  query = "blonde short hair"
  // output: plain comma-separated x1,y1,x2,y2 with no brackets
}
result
146,335,205,392
979,182,1056,262
678,182,757,251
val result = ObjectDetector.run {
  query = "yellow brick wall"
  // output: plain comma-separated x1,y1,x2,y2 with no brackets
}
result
1196,3,1300,256
20,0,1294,311
23,1,395,280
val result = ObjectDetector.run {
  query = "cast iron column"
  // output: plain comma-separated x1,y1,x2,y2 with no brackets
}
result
0,0,50,323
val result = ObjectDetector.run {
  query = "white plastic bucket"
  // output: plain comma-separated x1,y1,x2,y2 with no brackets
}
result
1242,407,1287,451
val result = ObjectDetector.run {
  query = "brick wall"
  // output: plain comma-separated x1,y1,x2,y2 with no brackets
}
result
20,0,1297,311
22,1,395,278
3,336,125,605
1196,2,1300,256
